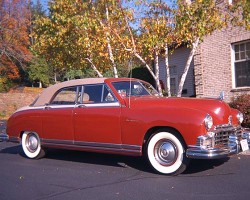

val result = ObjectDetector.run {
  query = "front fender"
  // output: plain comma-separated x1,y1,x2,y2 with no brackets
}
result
121,106,207,146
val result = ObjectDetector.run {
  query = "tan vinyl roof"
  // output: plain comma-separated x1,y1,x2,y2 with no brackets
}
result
33,78,107,106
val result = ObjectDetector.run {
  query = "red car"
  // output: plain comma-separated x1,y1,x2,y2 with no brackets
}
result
0,78,249,175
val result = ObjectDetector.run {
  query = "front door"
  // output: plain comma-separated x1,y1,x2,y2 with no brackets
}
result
73,84,122,145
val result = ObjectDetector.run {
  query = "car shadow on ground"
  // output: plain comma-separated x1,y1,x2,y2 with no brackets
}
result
0,144,230,175
183,158,230,175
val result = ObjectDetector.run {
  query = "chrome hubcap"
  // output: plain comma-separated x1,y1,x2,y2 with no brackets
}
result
26,134,38,153
154,140,177,166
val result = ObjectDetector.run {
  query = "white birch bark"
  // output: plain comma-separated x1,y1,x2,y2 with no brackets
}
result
85,58,103,78
39,81,42,88
54,72,57,82
164,43,171,97
177,38,199,97
113,13,163,95
105,4,118,78
154,49,163,96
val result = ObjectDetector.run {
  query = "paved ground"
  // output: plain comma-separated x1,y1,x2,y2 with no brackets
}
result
1,120,250,200
1,138,250,200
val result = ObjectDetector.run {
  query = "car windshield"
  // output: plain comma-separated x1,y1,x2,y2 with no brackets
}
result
112,81,159,97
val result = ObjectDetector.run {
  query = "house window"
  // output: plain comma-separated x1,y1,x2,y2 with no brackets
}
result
233,41,250,88
169,66,178,95
170,77,178,95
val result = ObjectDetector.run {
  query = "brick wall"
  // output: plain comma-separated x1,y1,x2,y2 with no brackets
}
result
194,25,250,102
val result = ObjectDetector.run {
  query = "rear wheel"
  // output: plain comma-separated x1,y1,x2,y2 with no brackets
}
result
21,132,45,159
146,131,189,175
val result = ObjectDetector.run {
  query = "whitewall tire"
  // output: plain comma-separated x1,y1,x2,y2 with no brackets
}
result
22,132,45,159
147,131,189,175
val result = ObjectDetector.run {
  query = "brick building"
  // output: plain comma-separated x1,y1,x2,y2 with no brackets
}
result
194,25,250,102
159,7,250,102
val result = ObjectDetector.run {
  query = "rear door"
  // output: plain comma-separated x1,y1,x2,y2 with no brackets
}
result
41,86,79,142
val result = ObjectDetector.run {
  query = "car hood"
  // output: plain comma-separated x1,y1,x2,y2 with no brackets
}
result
127,96,233,125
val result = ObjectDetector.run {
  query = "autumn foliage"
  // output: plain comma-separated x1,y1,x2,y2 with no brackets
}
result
0,0,249,94
230,94,250,128
0,0,31,90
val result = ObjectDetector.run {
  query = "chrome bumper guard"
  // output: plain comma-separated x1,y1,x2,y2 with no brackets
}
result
186,128,250,159
0,133,9,142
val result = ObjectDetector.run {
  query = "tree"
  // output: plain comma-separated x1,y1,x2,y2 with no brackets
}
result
0,0,32,86
33,0,131,79
27,51,50,88
33,0,88,78
64,69,83,80
227,0,250,30
112,1,175,96
29,0,47,46
174,0,224,97
138,1,174,96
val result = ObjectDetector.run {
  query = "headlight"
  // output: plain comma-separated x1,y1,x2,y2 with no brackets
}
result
237,112,244,124
204,114,213,130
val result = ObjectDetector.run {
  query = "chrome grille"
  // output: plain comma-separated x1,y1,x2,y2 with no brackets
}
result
214,126,242,146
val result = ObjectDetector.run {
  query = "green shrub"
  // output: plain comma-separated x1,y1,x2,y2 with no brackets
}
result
0,78,13,92
128,66,155,87
230,94,250,128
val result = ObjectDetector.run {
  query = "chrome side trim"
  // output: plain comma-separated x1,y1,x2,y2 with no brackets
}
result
82,102,120,108
41,139,74,145
41,139,142,155
14,102,121,113
74,140,121,149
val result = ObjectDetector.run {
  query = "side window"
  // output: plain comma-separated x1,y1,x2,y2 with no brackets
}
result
103,85,116,102
50,87,77,105
83,84,116,103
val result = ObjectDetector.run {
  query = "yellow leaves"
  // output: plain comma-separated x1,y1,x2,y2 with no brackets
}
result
175,0,225,44
33,0,134,76
99,52,109,57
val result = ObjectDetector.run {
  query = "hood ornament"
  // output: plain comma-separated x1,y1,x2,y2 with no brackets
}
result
219,91,225,100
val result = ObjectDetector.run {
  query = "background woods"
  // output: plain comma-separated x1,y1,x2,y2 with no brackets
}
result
0,0,249,95
0,0,31,90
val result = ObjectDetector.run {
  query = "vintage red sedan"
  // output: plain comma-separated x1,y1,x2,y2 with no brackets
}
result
0,78,249,175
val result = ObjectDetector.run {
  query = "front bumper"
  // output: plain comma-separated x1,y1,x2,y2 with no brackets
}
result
186,128,250,159
0,133,9,142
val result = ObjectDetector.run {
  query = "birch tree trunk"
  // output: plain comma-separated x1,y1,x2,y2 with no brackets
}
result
105,4,118,78
119,14,162,95
39,81,42,88
154,49,163,96
164,43,171,97
133,52,163,96
107,39,118,78
85,58,103,78
54,72,57,83
177,38,200,97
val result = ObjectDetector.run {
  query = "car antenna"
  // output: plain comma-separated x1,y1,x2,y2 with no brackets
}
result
128,59,132,109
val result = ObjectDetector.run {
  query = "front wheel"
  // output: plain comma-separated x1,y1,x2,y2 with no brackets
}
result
22,131,45,159
146,131,189,175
